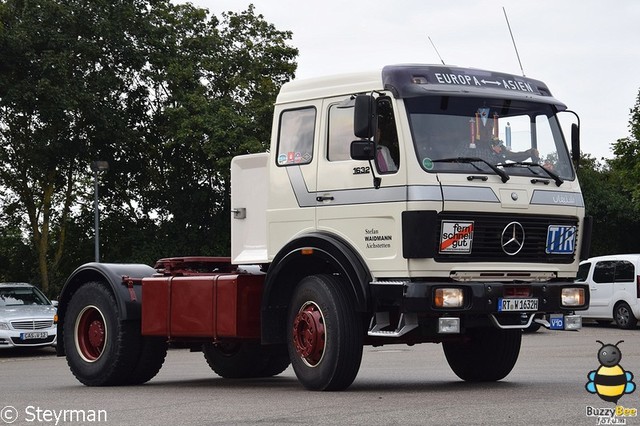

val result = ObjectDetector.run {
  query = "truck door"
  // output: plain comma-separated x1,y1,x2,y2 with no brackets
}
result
315,94,409,278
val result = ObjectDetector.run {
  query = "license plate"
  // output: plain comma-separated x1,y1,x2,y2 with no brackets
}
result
20,332,48,340
497,298,538,312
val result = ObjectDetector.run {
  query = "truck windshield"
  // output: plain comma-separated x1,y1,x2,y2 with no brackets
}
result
405,96,575,180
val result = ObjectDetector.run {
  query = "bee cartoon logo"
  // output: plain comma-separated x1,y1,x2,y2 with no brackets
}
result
586,340,636,403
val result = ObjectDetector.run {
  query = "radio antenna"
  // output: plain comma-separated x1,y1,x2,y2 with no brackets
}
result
502,7,525,76
428,36,446,65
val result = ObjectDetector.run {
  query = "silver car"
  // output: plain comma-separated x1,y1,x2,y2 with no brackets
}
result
0,282,57,348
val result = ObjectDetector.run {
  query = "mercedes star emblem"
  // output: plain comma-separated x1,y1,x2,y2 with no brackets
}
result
501,222,525,255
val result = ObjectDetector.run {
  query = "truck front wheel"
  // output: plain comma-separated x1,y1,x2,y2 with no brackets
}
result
63,282,167,386
287,274,363,391
442,327,521,382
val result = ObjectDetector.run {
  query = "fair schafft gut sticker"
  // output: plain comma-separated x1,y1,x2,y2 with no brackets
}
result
440,221,474,254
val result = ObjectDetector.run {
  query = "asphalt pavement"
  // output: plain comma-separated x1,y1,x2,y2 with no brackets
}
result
0,323,638,425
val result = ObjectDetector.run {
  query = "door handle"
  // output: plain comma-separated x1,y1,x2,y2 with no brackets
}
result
316,195,334,202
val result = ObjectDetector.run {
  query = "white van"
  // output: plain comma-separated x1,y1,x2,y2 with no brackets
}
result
577,254,640,329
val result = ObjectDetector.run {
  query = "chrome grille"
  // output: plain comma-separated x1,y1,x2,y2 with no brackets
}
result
10,320,54,330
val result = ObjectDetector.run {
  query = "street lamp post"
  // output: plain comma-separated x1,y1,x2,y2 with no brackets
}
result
91,161,109,262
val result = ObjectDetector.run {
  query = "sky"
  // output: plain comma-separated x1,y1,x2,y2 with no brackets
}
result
185,0,640,160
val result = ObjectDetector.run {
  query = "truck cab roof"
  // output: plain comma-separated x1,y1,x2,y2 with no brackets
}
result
277,64,565,108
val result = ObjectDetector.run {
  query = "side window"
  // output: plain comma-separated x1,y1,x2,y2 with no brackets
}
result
593,261,615,283
614,261,635,282
576,262,591,282
327,103,354,161
277,107,316,166
375,97,400,174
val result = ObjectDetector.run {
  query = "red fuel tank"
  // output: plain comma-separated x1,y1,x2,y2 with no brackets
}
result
141,273,263,339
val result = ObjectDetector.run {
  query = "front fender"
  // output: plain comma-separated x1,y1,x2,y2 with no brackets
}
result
56,262,156,356
260,232,372,344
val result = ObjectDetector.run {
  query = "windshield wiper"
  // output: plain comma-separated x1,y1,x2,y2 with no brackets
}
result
498,161,564,187
433,157,510,183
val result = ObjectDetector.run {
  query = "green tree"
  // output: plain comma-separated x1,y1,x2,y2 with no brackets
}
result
578,88,640,256
0,0,136,293
578,154,640,256
610,90,640,205
0,213,36,282
0,1,297,295
99,4,298,264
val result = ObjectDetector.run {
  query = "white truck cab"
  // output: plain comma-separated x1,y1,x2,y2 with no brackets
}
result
229,64,591,389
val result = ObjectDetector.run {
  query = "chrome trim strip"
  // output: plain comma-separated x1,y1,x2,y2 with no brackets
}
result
489,313,536,330
407,185,442,202
530,190,584,207
325,186,408,206
286,166,317,207
441,185,500,203
286,168,500,208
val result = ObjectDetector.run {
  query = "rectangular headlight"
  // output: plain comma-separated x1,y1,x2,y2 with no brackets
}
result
434,288,464,308
561,288,585,307
438,317,461,333
564,315,582,330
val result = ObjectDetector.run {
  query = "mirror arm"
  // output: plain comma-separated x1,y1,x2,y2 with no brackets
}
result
368,158,381,189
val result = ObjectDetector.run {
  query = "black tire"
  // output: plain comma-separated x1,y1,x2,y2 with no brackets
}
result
287,274,363,391
203,342,290,378
260,345,291,377
63,282,136,385
125,335,168,385
614,302,638,329
443,327,522,382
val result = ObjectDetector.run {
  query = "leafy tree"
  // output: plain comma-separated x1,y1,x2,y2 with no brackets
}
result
579,88,640,256
0,0,297,296
0,214,36,282
99,4,298,264
578,154,640,256
610,90,640,206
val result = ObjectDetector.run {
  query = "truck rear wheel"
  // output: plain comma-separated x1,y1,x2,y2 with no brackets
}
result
287,274,363,391
63,281,166,386
442,327,521,382
202,342,290,378
125,336,168,385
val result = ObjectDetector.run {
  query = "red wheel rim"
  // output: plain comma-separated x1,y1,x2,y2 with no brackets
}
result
292,302,325,366
75,306,106,362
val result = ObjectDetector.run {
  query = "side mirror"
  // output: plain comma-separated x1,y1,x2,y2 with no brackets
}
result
354,95,375,139
350,140,376,161
571,123,580,166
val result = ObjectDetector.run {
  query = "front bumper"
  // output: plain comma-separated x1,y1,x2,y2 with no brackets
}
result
0,328,57,348
371,280,589,314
